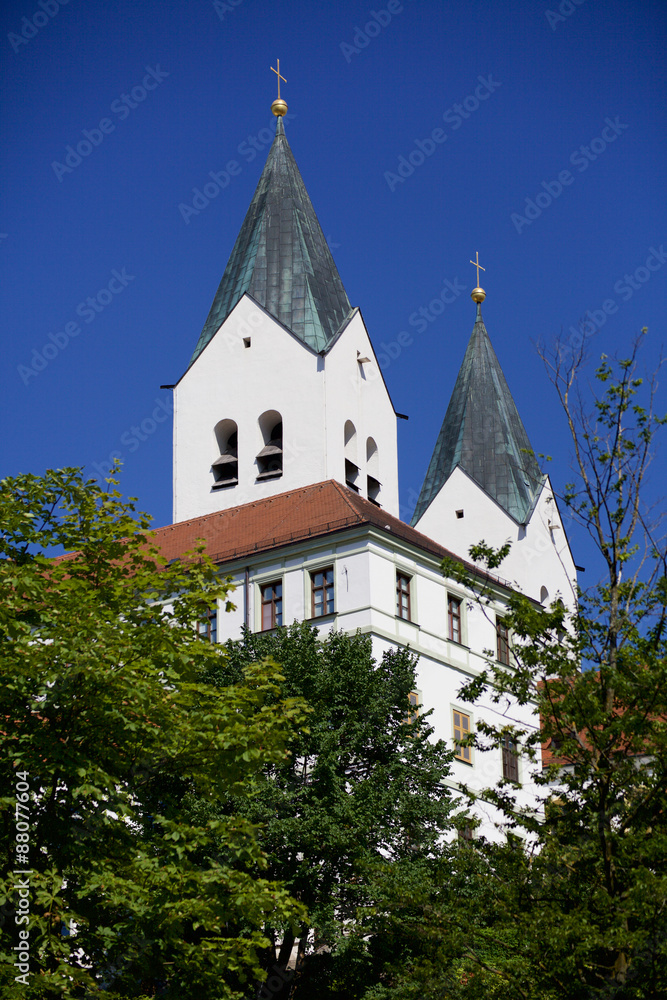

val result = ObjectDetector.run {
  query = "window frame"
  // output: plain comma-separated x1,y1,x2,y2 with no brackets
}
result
396,571,411,621
260,579,283,631
198,606,218,643
406,689,420,725
452,708,473,764
310,566,335,618
344,459,360,493
458,824,474,845
212,421,238,489
496,617,510,665
501,733,520,783
256,415,283,481
447,594,462,643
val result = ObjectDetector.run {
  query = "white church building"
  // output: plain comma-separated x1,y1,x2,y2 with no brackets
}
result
152,99,577,836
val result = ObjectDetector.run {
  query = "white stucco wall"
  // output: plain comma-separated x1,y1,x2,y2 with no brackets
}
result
322,312,399,517
210,525,543,842
173,296,399,522
413,466,577,608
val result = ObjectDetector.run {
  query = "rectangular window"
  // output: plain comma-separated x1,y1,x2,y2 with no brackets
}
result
502,734,519,783
198,607,217,643
396,572,411,620
406,690,420,725
497,618,510,664
311,567,334,617
448,595,462,643
260,580,282,630
453,709,472,763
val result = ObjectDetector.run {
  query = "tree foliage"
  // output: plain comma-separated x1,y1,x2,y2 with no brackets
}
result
442,335,667,997
3,333,664,1000
0,468,307,998
208,623,457,998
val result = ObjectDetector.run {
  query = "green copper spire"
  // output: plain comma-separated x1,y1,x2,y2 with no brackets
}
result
189,117,352,365
412,303,543,526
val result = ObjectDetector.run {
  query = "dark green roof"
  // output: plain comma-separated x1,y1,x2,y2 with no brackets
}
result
411,304,543,525
190,118,352,365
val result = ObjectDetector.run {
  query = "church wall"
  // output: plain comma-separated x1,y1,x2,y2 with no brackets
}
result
160,107,565,846
413,467,577,608
322,313,399,518
173,299,400,523
212,532,374,643
369,630,542,843
218,572,246,636
517,476,577,608
207,525,543,841
173,296,328,522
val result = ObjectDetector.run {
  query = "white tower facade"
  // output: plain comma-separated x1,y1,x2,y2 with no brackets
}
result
171,117,399,523
160,108,578,842
411,301,577,607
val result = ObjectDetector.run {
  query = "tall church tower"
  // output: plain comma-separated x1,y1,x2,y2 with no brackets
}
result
155,85,577,841
412,280,576,607
171,103,399,523
168,84,575,610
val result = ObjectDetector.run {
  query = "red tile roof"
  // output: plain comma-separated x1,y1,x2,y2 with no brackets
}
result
540,730,652,771
538,673,660,771
541,737,568,770
149,480,513,590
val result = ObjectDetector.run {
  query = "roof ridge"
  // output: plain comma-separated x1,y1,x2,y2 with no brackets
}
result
152,481,517,595
329,479,367,521
161,481,337,534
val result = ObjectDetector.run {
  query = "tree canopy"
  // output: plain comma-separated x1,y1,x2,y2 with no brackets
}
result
440,335,667,998
209,623,458,998
0,468,307,999
3,334,664,1000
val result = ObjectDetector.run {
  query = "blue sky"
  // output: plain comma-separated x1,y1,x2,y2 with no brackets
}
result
2,0,665,582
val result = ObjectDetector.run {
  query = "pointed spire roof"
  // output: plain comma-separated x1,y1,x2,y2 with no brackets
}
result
189,118,352,365
412,303,543,525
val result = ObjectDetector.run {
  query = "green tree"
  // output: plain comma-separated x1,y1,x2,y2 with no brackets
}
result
209,623,458,998
0,468,307,999
441,335,667,997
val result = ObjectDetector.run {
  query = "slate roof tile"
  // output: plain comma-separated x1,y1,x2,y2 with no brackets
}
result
412,304,543,525
189,118,352,365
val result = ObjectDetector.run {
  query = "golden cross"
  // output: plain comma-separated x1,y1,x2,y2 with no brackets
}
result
469,251,486,286
271,60,286,100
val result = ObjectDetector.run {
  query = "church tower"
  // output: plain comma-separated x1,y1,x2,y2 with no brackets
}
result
154,83,577,840
412,278,576,607
171,98,399,523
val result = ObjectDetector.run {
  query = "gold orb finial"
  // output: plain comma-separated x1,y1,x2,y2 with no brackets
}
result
469,251,486,305
270,60,287,116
